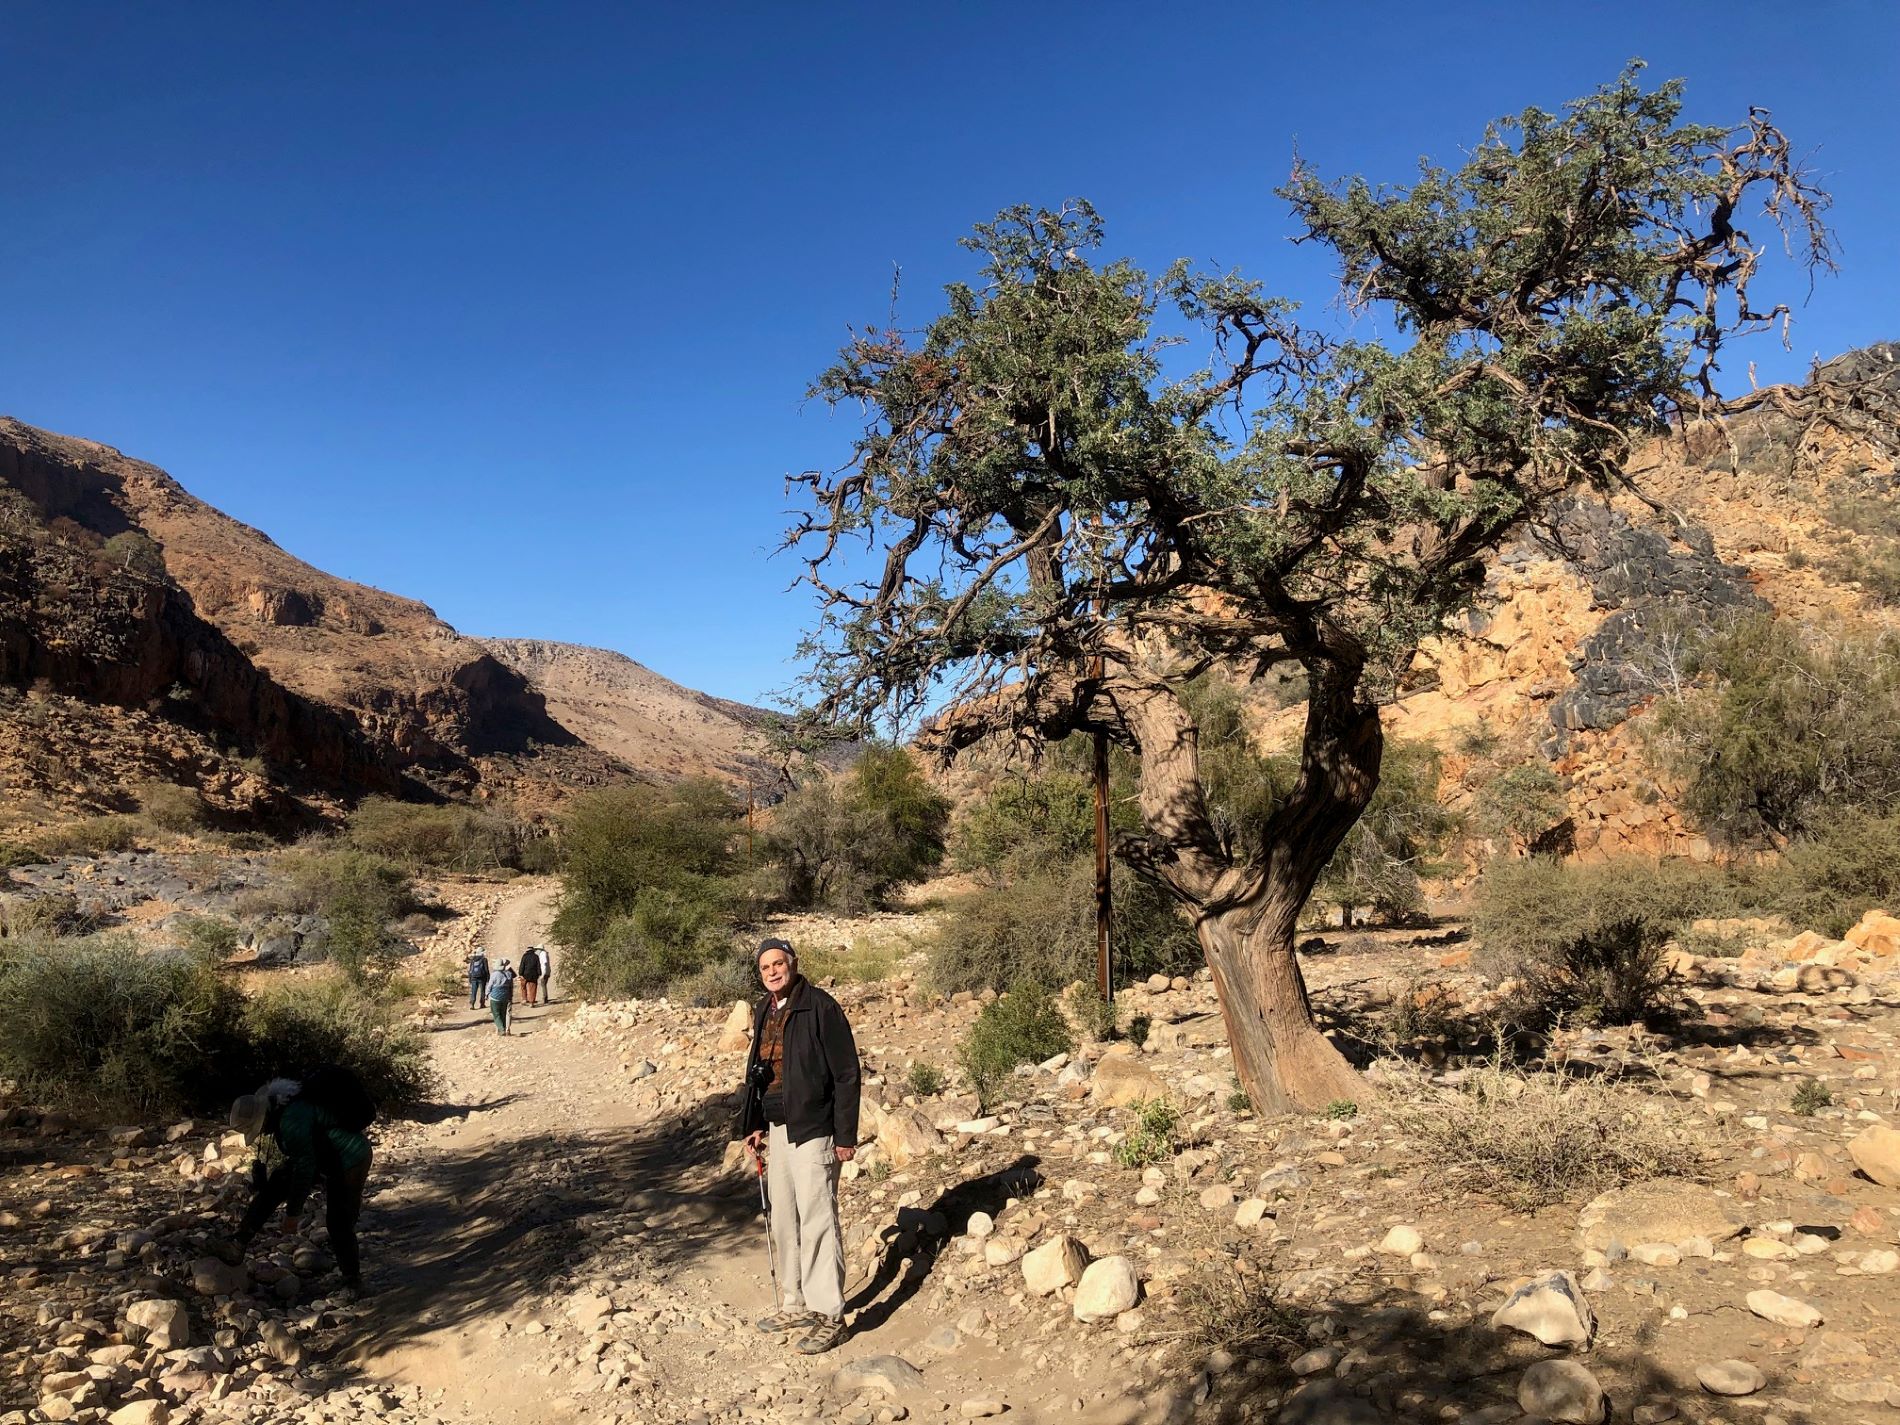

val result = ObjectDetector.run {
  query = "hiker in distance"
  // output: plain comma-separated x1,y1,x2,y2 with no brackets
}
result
519,945,543,1006
737,937,861,1355
488,958,517,1035
466,946,490,1009
228,1068,376,1296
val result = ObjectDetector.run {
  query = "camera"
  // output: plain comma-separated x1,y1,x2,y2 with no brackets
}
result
747,1060,774,1092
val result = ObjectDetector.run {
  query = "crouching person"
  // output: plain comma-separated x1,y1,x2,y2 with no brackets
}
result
230,1068,375,1295
737,937,860,1354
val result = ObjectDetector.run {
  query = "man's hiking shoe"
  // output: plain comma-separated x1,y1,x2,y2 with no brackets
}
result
794,1315,847,1354
756,1307,817,1334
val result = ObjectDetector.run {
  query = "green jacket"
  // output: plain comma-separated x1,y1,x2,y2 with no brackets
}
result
274,1099,371,1215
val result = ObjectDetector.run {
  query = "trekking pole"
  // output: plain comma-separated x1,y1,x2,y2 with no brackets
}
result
754,1144,779,1300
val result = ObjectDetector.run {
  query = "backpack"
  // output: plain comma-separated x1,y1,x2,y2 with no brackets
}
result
296,1064,377,1135
489,971,514,1004
519,948,540,978
469,952,490,978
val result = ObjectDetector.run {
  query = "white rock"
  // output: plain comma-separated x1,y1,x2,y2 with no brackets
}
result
1072,1256,1140,1322
1021,1235,1089,1296
966,1211,995,1238
1746,1290,1822,1328
1234,1198,1270,1229
1376,1225,1424,1257
123,1299,188,1351
106,1404,169,1425
1491,1270,1594,1347
1696,1360,1765,1396
1631,1242,1681,1267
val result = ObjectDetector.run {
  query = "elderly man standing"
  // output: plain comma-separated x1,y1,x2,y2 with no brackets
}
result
737,936,860,1354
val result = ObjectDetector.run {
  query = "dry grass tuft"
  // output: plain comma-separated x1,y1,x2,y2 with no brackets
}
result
1398,1062,1699,1210
1167,1258,1303,1364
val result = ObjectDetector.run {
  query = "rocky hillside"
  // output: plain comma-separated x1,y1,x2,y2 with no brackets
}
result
0,419,768,827
1266,345,1900,862
480,639,775,787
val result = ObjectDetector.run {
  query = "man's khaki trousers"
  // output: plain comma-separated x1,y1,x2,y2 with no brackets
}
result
766,1123,845,1318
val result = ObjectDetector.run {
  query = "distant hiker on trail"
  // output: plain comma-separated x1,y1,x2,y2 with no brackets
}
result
467,947,491,1009
519,946,542,1006
488,959,516,1035
736,936,860,1355
538,946,553,1004
229,1067,376,1296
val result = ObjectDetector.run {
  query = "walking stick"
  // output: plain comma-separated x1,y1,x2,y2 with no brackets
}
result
754,1144,779,1301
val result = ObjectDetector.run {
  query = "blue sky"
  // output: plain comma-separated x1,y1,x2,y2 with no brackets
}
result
2,2,1895,705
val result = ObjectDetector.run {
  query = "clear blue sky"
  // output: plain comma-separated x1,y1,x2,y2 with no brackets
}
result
2,2,1895,705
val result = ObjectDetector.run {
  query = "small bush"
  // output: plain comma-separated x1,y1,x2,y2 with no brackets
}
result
1113,1097,1180,1168
101,530,166,576
1509,916,1678,1029
239,974,434,1107
174,915,240,961
573,895,737,1000
669,946,759,1006
137,781,209,834
1170,1263,1303,1365
1401,1064,1698,1209
1323,1099,1358,1121
906,1061,947,1097
1472,763,1569,850
1751,810,1900,938
801,931,909,985
1064,981,1118,1042
284,848,415,978
1474,856,1727,970
959,983,1075,1109
1226,1088,1252,1115
1,891,102,939
1791,1079,1833,1116
1126,1013,1151,1048
1317,740,1460,924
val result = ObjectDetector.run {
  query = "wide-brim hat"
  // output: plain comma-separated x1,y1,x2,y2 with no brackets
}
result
229,1093,267,1144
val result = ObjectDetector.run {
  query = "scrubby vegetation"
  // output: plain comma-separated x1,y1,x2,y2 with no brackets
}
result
342,797,550,874
552,779,745,998
1401,1063,1698,1210
960,983,1074,1108
761,745,951,913
1112,1097,1180,1168
0,934,430,1118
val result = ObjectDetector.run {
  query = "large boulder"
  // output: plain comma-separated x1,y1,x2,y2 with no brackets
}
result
873,1103,943,1169
1845,908,1900,957
1022,1235,1089,1296
1574,1180,1744,1253
1072,1256,1140,1322
832,1355,925,1399
717,1001,754,1052
1848,1125,1900,1187
1089,1053,1167,1108
123,1299,188,1350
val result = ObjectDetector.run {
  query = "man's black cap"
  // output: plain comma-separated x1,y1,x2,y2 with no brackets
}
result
757,937,795,961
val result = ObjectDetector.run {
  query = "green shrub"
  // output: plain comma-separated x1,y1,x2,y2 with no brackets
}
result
668,945,760,1006
1064,980,1118,1042
1791,1079,1833,1116
1474,856,1728,968
552,779,741,953
1324,1099,1359,1121
0,934,247,1116
906,1061,947,1097
959,983,1075,1108
1749,810,1900,938
101,530,166,576
1113,1097,1181,1168
174,915,240,961
929,856,1200,994
1518,916,1678,1027
1651,616,1900,843
1127,1013,1151,1048
0,842,43,870
239,974,434,1107
1318,741,1460,924
954,768,1124,875
137,781,210,834
764,746,951,913
343,798,530,873
284,848,415,977
1473,763,1569,849
1226,1088,1253,1114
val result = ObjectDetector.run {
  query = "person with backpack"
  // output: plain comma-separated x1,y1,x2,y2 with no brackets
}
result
488,958,516,1035
519,946,542,1006
467,947,491,1009
229,1067,376,1296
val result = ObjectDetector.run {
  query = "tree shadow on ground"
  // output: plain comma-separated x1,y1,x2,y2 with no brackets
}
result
397,1093,523,1126
1132,1273,1812,1425
845,1154,1043,1334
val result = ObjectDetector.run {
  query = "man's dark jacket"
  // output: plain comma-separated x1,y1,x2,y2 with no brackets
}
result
736,979,861,1149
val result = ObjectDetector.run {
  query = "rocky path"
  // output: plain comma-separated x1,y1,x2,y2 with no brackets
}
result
346,885,1011,1425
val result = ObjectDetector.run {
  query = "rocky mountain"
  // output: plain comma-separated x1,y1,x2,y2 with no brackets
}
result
0,418,770,829
1325,345,1900,861
480,639,776,787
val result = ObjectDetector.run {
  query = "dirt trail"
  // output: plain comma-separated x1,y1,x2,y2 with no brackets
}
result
346,883,974,1425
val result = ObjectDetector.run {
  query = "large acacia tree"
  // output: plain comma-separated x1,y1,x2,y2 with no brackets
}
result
786,70,1860,1111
